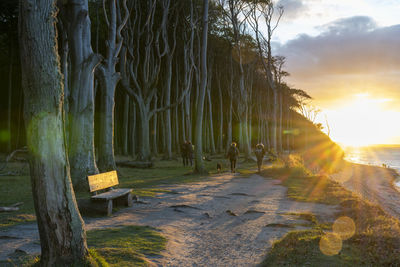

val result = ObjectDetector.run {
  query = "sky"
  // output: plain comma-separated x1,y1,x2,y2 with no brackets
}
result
270,0,400,146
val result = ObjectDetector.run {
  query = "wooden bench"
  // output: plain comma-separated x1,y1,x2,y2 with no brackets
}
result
88,170,133,216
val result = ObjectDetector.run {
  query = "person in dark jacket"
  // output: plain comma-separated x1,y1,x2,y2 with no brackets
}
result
181,141,188,166
227,142,239,173
254,143,266,172
186,141,194,166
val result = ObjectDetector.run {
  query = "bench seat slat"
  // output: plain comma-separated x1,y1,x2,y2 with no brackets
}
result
91,188,132,201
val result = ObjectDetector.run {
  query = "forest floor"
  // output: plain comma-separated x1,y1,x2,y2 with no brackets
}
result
0,157,339,266
2,156,400,266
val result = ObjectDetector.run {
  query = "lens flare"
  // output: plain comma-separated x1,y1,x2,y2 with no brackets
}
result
319,232,342,256
333,216,356,240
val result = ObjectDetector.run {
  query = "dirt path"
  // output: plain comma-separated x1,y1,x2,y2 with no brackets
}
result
0,173,338,266
330,162,400,220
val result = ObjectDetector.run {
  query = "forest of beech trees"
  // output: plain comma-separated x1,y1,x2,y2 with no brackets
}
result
2,0,346,264
0,0,339,186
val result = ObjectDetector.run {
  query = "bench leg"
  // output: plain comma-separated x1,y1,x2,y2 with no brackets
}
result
107,200,113,216
125,193,133,207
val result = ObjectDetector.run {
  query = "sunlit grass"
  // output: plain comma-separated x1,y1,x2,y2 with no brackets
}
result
1,225,166,267
87,225,166,266
260,159,400,266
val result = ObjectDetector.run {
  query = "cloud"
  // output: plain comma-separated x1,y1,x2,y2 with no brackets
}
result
275,16,400,107
318,16,377,35
276,0,308,20
278,16,400,76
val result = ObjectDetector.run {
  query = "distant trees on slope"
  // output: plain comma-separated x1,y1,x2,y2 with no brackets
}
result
3,0,338,189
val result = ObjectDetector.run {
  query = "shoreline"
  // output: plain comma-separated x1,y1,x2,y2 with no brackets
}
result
329,160,400,219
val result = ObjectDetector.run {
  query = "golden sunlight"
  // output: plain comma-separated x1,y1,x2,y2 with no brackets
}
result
322,94,400,147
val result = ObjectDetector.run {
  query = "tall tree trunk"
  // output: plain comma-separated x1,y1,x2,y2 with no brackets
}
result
185,93,191,141
226,103,232,152
137,102,152,161
19,1,90,265
97,0,128,171
226,76,233,152
152,113,158,156
130,101,136,157
181,102,186,143
239,74,251,158
279,89,283,152
122,95,130,155
249,105,252,148
164,56,173,159
272,88,278,153
97,75,117,171
60,0,101,190
217,78,223,153
7,40,14,152
174,75,180,153
194,0,209,174
207,82,216,155
239,121,243,148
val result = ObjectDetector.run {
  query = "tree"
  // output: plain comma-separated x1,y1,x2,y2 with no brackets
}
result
120,0,193,161
59,0,102,190
248,0,284,152
0,0,18,152
218,0,252,159
194,0,209,174
19,0,90,265
96,0,129,172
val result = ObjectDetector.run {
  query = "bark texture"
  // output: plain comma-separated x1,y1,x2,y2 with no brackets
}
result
194,0,209,174
97,0,129,171
60,0,101,190
19,0,89,265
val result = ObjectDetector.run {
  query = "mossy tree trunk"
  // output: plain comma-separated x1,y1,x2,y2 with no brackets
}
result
19,0,90,265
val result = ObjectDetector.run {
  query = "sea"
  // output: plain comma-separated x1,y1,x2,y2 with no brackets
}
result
344,145,400,189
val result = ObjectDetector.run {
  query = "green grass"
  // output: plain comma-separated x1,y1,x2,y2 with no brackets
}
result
1,225,166,267
0,253,40,267
262,230,365,266
260,162,400,266
87,225,166,267
0,173,36,228
117,155,257,192
261,166,355,205
0,155,257,228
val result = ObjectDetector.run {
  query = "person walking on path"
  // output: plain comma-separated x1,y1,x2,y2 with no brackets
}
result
186,141,194,166
255,143,266,172
227,142,239,173
181,141,188,166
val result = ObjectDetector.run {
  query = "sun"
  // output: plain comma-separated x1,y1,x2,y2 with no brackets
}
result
321,94,400,147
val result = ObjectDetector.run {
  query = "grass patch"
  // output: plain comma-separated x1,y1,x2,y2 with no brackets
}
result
0,225,164,267
260,166,355,205
87,225,166,266
0,172,36,228
262,230,364,266
117,156,257,191
260,161,400,266
0,155,257,228
0,253,40,267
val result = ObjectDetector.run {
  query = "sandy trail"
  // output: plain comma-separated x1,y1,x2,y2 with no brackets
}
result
330,162,400,219
0,173,338,266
